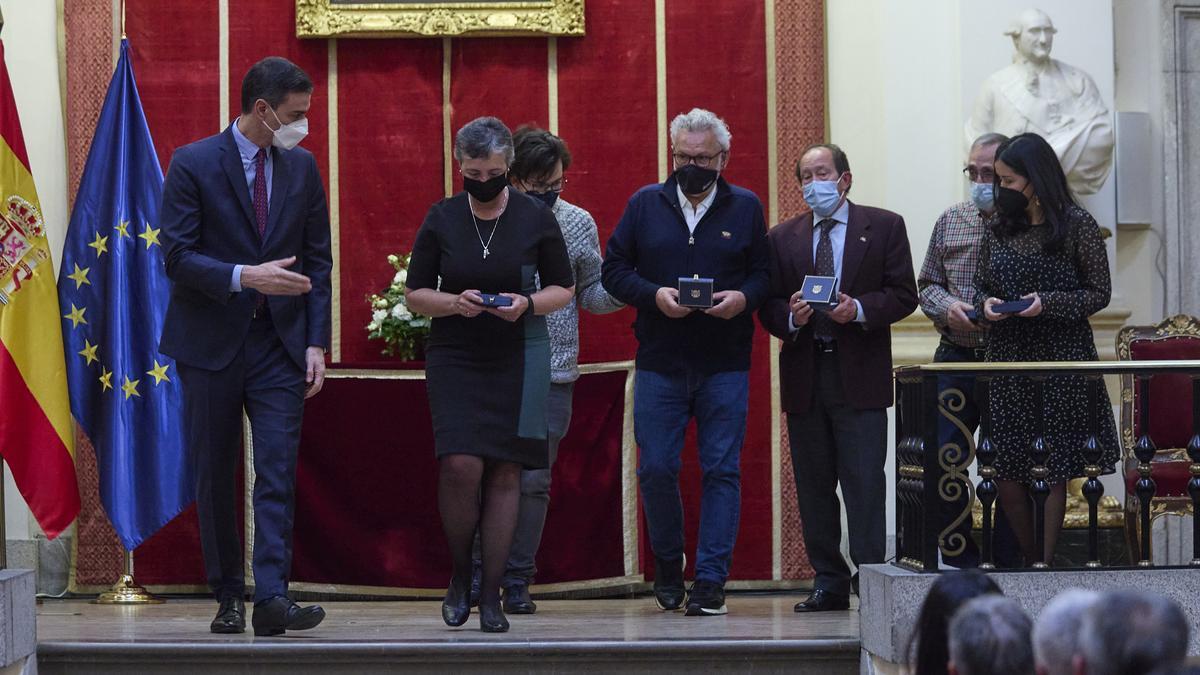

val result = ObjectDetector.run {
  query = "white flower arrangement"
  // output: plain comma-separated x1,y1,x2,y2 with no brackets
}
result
365,252,431,360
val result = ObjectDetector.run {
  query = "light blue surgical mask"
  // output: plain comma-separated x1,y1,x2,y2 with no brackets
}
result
970,182,995,213
803,176,844,217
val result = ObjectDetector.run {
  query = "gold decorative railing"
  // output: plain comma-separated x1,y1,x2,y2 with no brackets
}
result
894,360,1200,572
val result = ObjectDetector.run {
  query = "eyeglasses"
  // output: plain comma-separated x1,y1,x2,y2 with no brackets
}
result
673,152,724,168
522,177,567,193
963,167,996,183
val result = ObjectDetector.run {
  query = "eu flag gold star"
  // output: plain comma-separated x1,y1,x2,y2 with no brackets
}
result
62,303,87,329
139,224,161,249
99,367,113,392
78,340,100,366
114,220,131,239
67,263,91,289
88,232,109,257
146,360,171,386
121,375,141,400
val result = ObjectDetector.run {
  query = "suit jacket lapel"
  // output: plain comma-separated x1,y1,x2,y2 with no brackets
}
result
841,201,869,291
794,212,814,284
219,129,256,233
264,147,290,245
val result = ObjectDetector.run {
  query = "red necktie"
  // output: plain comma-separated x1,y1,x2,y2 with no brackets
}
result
253,148,268,239
253,148,267,313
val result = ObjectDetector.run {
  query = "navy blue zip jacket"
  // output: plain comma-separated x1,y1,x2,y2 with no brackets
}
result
601,175,769,374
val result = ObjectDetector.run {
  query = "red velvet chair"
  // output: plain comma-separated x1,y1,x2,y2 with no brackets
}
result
1116,314,1200,562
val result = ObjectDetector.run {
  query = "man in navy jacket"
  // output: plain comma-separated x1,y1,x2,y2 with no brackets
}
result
159,57,331,637
602,108,768,617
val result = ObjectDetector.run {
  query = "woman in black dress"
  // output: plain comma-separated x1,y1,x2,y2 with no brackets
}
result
405,117,574,632
974,132,1119,566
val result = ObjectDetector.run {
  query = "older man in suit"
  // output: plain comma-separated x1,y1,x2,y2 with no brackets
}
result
759,143,917,612
159,57,332,636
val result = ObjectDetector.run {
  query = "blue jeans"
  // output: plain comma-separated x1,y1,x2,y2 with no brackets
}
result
634,368,748,585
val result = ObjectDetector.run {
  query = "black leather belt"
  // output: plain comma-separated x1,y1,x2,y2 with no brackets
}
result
940,339,986,361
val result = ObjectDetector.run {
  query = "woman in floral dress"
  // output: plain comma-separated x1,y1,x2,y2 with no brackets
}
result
974,132,1119,566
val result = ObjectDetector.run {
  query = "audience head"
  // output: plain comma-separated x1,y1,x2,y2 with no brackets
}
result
454,116,514,203
965,132,1009,213
1032,589,1100,675
947,595,1035,675
669,108,730,196
509,126,571,208
908,569,1003,675
991,132,1077,249
1078,591,1189,675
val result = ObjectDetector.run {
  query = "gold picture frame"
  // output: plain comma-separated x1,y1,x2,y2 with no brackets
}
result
296,0,585,38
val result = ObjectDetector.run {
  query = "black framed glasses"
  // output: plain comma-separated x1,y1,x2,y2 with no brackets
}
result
963,167,996,183
673,152,724,168
523,177,567,193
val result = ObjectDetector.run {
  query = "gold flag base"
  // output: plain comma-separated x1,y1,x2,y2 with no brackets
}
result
93,573,163,604
93,550,164,604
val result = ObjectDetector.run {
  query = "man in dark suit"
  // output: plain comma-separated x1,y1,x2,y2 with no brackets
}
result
758,144,917,612
159,57,332,636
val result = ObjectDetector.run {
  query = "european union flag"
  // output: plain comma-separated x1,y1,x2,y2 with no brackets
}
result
57,39,190,550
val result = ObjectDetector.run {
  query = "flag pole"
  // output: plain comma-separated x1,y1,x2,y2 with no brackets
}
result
94,549,162,604
0,462,7,571
0,4,7,574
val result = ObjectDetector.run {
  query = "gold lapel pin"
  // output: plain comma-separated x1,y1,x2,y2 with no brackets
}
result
859,236,867,242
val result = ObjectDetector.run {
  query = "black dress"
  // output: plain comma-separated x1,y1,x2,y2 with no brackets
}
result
406,189,573,469
974,206,1119,484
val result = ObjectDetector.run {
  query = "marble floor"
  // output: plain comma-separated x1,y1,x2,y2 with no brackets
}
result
35,596,862,674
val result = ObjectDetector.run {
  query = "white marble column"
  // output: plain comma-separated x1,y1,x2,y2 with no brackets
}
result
1163,0,1200,315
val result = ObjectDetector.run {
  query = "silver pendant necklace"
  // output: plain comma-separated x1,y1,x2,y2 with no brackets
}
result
469,190,506,259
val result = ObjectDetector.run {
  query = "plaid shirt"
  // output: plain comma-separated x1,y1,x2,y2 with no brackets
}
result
918,201,989,348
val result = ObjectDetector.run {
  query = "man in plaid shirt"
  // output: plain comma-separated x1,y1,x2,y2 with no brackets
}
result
918,132,1018,568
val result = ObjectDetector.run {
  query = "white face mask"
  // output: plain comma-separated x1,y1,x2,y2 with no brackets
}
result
262,105,308,150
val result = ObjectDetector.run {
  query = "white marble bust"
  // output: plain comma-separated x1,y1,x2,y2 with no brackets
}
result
965,8,1114,195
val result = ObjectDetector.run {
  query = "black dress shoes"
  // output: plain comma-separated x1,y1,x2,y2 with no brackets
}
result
653,554,686,611
210,596,245,634
442,577,471,627
478,601,509,633
251,596,326,637
794,589,850,613
502,582,537,614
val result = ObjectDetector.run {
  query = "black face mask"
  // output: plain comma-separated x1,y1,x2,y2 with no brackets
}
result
527,190,560,209
675,164,719,196
995,186,1030,217
464,173,509,202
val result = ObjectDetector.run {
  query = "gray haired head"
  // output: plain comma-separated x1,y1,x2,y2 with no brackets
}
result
1078,591,1189,675
1033,589,1101,675
669,108,732,151
454,116,514,165
970,132,1010,153
948,595,1035,675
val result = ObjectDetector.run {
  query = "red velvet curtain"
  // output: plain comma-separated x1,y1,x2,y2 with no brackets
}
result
65,0,826,591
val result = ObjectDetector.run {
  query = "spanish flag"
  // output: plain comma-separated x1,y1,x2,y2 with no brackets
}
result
0,39,80,538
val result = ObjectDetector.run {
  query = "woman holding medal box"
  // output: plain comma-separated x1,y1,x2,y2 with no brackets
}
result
974,132,1119,567
405,117,574,633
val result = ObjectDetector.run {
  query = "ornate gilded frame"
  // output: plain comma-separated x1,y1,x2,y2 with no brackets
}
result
296,0,585,38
